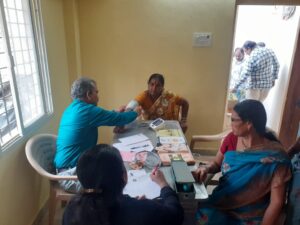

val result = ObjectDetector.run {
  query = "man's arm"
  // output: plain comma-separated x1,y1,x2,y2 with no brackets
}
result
112,100,140,133
90,106,138,126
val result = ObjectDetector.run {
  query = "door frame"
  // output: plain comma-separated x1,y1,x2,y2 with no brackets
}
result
235,0,300,148
279,29,300,148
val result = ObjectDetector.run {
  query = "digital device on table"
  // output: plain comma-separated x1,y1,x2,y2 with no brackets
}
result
149,118,165,130
171,158,196,200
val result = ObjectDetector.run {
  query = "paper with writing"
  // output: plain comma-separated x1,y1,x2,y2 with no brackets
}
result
123,169,161,199
118,133,149,145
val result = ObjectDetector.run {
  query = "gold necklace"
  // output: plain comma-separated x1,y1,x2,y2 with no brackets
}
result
241,138,249,149
241,138,264,150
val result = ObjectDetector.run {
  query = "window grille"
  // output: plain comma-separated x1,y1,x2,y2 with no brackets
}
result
0,0,52,149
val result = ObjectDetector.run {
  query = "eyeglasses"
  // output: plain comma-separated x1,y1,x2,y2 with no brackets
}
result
231,117,242,122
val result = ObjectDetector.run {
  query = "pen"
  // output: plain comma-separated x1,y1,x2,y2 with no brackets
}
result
152,163,159,175
130,144,149,150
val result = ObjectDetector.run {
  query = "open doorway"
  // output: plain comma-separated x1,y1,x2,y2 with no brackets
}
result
225,5,300,135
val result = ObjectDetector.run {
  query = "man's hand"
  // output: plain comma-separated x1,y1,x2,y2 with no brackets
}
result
117,105,126,112
113,126,126,133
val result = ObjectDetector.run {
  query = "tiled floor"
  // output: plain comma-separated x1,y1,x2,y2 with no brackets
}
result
39,203,64,225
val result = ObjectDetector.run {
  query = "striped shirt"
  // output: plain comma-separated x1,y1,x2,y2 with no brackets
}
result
234,47,279,90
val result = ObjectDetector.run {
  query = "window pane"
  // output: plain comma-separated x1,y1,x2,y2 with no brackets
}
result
4,0,44,126
0,0,53,148
0,81,18,143
0,23,18,144
17,11,24,23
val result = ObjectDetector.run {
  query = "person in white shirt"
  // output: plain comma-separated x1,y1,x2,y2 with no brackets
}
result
230,47,246,102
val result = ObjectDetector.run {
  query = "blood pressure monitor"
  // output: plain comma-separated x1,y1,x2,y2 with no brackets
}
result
149,118,165,130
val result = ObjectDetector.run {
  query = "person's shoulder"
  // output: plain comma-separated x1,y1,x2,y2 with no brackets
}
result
135,90,148,100
268,140,286,153
164,90,176,96
220,131,238,153
225,131,237,140
71,99,90,107
72,100,105,114
251,47,263,55
138,90,148,96
224,131,238,145
265,48,277,57
164,90,181,99
64,99,85,112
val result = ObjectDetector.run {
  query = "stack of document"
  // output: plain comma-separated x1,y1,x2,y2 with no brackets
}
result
113,134,154,162
156,129,182,137
159,152,195,166
156,129,187,153
155,129,195,166
156,143,189,153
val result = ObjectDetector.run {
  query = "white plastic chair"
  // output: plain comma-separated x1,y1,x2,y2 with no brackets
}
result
25,134,77,225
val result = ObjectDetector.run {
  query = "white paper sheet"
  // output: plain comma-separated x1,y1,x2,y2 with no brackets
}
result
194,183,208,199
119,133,149,145
113,140,154,152
159,136,186,144
123,169,161,199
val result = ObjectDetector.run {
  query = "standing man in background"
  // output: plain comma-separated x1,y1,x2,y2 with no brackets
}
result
54,77,139,193
232,40,279,102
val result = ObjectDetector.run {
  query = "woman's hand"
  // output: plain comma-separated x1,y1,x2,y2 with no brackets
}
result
134,106,142,116
193,152,223,183
150,169,168,188
180,121,188,133
192,166,209,183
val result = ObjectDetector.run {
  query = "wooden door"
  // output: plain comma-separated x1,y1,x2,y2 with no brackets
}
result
279,30,300,149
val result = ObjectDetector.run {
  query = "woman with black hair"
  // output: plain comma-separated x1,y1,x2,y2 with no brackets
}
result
193,99,291,225
62,144,184,225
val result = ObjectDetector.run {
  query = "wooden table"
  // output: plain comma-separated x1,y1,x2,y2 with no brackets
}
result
113,120,208,225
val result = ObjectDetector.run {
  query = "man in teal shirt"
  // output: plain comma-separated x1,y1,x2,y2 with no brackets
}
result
55,77,139,192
